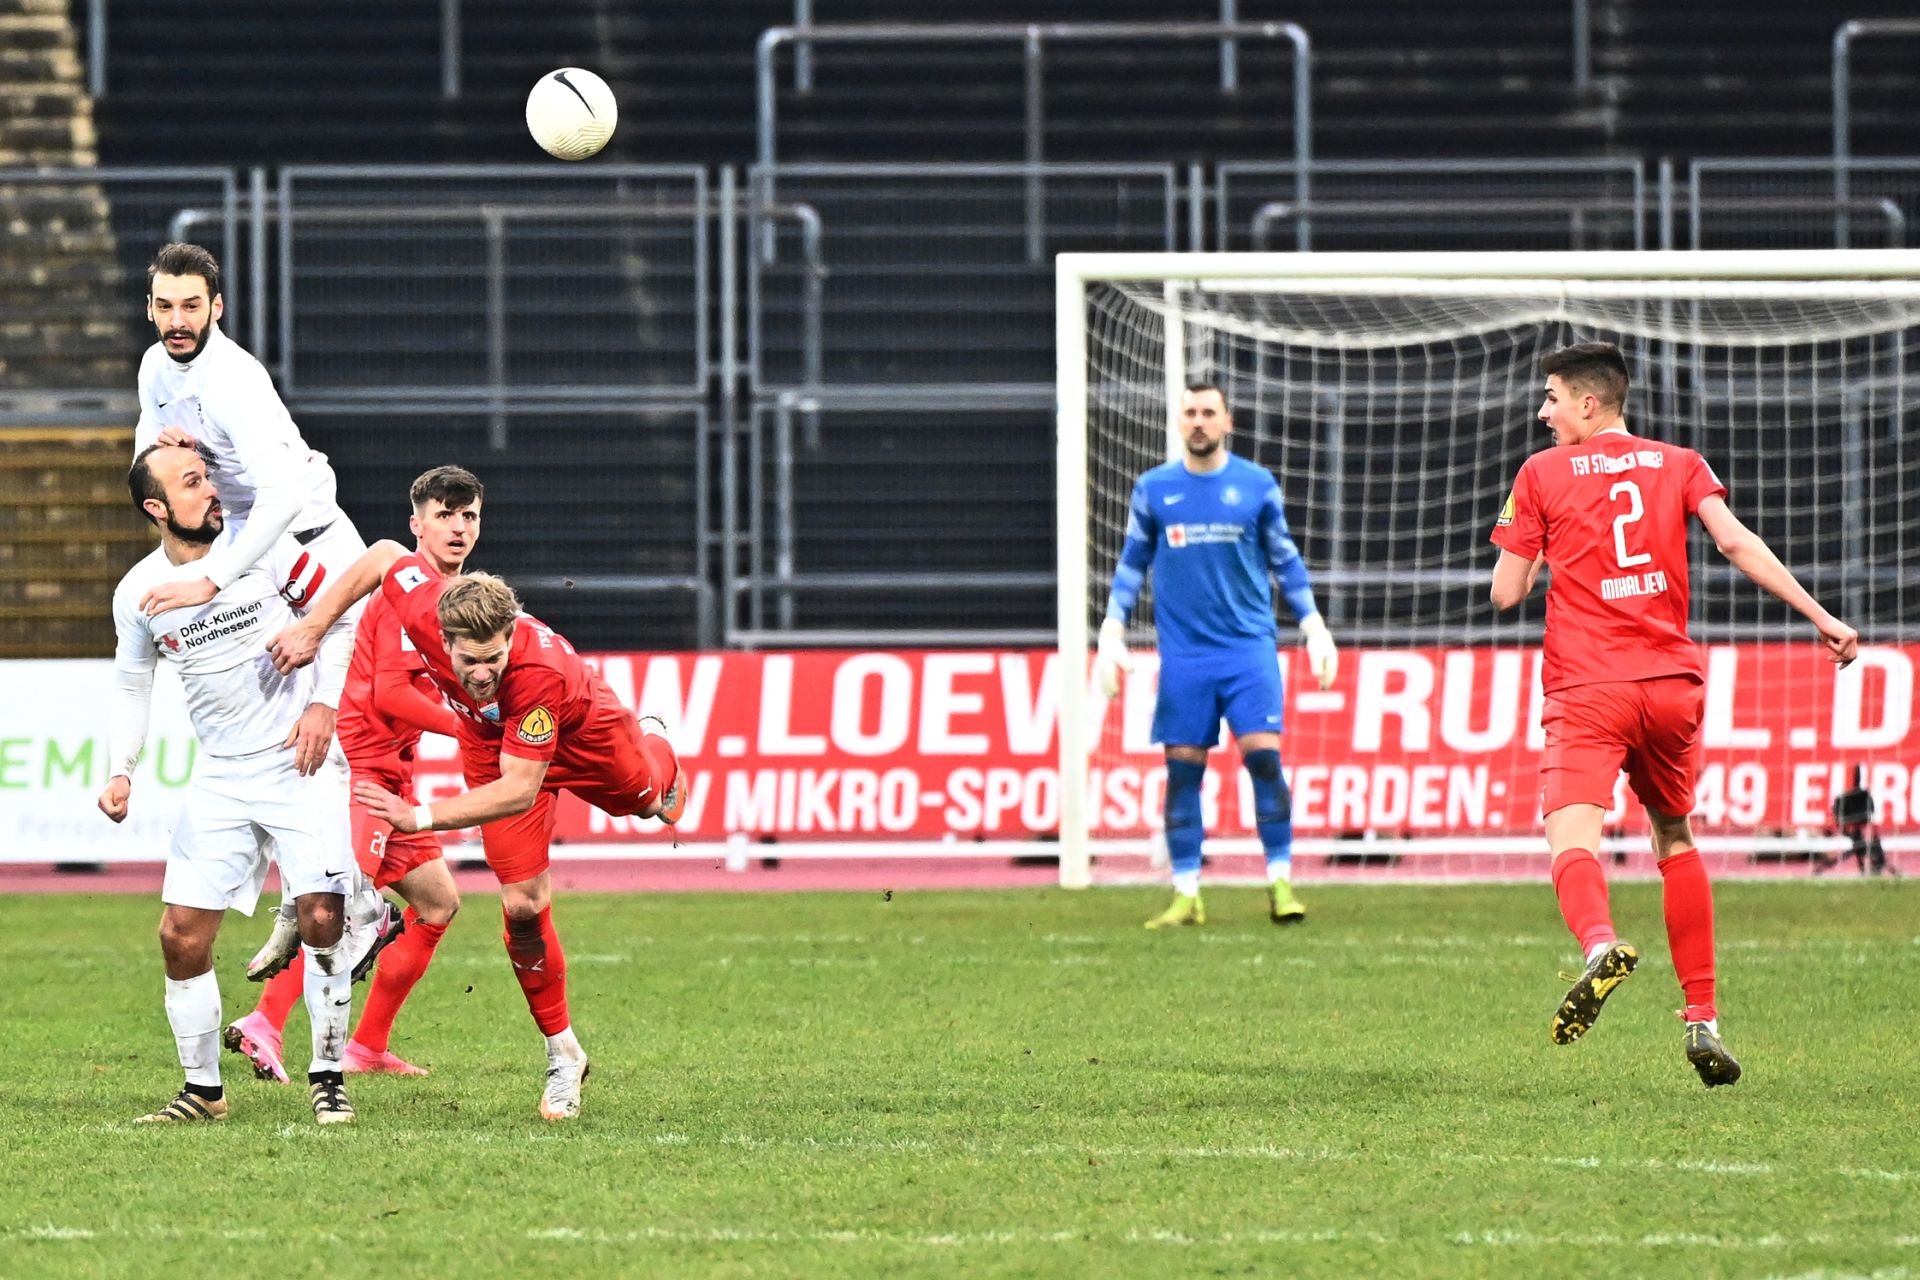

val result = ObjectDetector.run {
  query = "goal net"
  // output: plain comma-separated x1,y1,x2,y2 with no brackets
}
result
1056,251,1920,888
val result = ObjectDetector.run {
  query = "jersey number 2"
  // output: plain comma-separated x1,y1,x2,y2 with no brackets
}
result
1609,481,1651,568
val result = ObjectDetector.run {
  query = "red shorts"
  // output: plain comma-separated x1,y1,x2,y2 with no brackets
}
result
1539,675,1705,818
461,708,680,885
349,770,445,889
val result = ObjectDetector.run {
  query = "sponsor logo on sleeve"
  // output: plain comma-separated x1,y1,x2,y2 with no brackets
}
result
394,565,428,592
280,551,327,607
1495,492,1516,528
517,706,557,745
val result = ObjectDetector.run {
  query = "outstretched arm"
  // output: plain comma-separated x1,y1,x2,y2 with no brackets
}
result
355,752,548,833
268,539,408,673
1696,496,1857,666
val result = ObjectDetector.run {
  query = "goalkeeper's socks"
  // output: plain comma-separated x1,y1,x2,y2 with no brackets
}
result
1171,869,1201,898
1550,848,1616,955
1659,849,1718,1021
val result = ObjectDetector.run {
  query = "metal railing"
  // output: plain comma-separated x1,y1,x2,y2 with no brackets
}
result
1246,197,1645,252
1689,157,1920,250
1216,157,1645,256
1833,19,1920,246
791,1,1595,95
756,22,1312,257
84,0,464,101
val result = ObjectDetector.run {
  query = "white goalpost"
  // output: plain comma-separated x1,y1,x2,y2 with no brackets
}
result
1057,250,1920,889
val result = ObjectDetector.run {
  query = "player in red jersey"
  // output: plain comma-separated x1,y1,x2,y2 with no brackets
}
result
268,534,683,1121
224,467,483,1084
1490,341,1857,1087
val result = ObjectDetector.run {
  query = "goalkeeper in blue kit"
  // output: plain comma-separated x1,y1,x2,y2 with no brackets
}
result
1095,383,1339,927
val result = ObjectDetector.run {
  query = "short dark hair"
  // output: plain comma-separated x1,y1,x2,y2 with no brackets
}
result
147,242,221,301
410,465,485,511
128,441,210,524
1541,341,1629,411
1184,381,1232,417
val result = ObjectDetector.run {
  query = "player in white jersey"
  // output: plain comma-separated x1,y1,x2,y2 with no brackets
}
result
133,242,393,978
101,443,362,1124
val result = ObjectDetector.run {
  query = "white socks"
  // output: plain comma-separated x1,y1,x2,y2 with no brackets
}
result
303,940,352,1073
545,1026,585,1067
1171,870,1201,898
1266,860,1292,886
164,970,222,1088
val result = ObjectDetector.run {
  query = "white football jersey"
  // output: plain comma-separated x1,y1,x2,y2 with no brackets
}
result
111,530,349,765
134,323,341,534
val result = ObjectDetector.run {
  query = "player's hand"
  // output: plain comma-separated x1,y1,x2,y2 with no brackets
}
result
139,575,217,617
1819,616,1859,668
1300,613,1339,690
284,704,336,776
154,426,200,450
1094,617,1132,698
352,779,414,831
97,775,132,823
268,620,321,674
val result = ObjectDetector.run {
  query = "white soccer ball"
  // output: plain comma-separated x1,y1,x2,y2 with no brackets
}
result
525,67,618,161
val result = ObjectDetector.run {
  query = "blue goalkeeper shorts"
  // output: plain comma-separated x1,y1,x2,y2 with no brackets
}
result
1151,647,1285,748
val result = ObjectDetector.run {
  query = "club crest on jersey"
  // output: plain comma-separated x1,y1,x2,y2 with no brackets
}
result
517,706,557,745
479,701,501,722
1222,485,1240,506
1496,492,1516,527
1167,524,1188,548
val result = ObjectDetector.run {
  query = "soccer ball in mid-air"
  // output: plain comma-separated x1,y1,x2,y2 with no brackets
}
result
526,67,618,160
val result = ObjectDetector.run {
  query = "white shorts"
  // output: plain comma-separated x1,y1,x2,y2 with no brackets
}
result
162,747,353,915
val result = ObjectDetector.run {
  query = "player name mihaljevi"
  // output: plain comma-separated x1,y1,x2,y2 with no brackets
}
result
1601,568,1669,601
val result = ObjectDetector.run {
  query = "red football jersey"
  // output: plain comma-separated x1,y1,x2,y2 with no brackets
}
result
336,588,433,775
1491,429,1727,693
380,554,632,789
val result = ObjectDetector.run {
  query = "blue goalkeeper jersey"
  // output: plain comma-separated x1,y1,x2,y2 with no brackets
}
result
1104,453,1319,659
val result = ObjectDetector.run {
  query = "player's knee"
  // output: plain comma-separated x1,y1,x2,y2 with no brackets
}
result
294,891,346,950
1165,758,1205,832
1649,808,1694,856
418,892,460,928
156,913,210,970
1242,748,1291,823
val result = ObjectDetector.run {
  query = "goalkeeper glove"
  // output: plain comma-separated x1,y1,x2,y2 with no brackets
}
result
1299,613,1339,690
1094,617,1132,698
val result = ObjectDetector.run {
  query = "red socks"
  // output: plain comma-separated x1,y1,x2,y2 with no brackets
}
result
504,905,570,1036
257,953,304,1030
1659,849,1718,1021
351,908,448,1053
1550,848,1616,954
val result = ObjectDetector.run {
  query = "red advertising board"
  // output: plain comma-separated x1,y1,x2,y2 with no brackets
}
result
402,646,1919,844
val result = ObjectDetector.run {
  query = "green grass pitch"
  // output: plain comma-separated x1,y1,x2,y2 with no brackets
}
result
1,880,1914,1279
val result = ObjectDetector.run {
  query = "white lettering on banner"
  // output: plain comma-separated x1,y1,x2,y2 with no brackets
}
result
919,653,995,754
758,656,826,755
1792,763,1827,825
1527,650,1545,752
639,655,722,754
1440,650,1523,753
1703,647,1771,748
1831,648,1913,749
999,654,1056,756
1353,651,1435,751
830,653,913,757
